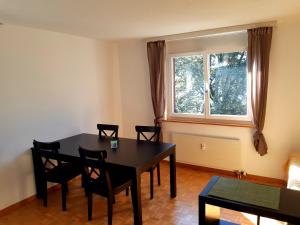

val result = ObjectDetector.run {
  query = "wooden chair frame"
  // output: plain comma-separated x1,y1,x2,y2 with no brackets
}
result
97,124,119,140
135,125,161,199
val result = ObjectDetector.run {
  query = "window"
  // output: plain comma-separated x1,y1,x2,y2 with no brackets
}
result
169,50,251,122
173,54,204,115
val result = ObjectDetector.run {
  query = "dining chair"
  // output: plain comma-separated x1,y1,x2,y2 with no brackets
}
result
135,125,161,199
97,123,129,196
97,124,119,139
32,140,81,211
79,147,133,225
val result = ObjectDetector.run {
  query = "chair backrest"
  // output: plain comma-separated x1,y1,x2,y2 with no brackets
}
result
135,125,161,143
32,140,62,174
97,124,119,140
79,147,112,191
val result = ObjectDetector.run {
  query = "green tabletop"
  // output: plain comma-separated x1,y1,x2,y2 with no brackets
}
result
208,177,281,210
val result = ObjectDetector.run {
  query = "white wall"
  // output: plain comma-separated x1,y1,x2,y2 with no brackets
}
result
0,24,118,209
116,41,154,138
116,14,300,179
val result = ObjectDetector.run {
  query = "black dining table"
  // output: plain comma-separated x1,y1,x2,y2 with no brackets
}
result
32,133,176,225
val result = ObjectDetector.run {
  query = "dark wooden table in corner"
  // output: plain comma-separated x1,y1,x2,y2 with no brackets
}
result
32,133,176,225
199,176,300,225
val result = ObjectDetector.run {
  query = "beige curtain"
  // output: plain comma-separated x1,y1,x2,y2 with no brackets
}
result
248,27,273,156
147,40,166,132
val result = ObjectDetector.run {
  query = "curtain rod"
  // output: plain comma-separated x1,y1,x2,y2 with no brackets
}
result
146,21,277,42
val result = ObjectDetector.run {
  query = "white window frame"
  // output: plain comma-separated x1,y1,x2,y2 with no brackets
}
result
167,48,252,122
168,51,206,119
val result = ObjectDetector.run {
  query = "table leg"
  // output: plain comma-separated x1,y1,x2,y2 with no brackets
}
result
257,215,260,225
169,151,177,198
199,196,206,225
131,170,142,225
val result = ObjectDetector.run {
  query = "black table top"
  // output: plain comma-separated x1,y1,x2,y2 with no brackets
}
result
57,133,176,173
200,176,300,224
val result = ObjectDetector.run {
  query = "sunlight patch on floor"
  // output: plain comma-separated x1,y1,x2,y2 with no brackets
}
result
241,213,283,225
287,164,300,190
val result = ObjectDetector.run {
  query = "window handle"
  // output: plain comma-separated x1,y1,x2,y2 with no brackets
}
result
205,82,209,93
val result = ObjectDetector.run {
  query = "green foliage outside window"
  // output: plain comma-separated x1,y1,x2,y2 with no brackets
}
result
173,51,247,117
174,55,204,114
209,51,247,115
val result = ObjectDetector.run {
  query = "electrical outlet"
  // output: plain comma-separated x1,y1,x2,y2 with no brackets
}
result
200,143,206,150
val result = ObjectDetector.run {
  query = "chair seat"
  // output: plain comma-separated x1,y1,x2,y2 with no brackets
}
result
88,169,132,196
46,162,81,183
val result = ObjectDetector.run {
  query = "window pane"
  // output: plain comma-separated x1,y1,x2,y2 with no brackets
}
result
173,55,204,114
209,51,247,116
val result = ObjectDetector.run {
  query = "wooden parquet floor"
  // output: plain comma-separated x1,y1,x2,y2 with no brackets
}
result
0,163,285,225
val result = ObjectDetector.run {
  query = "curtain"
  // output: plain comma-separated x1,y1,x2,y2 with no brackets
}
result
248,27,273,156
147,40,166,133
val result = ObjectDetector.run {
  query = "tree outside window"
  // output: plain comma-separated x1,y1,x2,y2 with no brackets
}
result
170,50,249,121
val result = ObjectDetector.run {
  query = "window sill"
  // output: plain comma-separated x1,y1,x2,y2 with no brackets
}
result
162,117,255,128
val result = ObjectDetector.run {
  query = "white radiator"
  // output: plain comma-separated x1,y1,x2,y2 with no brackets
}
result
171,132,241,171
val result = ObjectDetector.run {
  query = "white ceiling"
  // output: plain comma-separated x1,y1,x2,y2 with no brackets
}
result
1,0,300,40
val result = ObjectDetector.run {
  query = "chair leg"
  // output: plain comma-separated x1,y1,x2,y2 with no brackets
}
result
42,181,47,207
88,192,93,221
130,185,134,203
107,195,114,225
157,163,161,186
84,187,88,196
81,173,85,188
61,183,67,211
66,183,69,194
150,169,154,199
125,187,129,196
